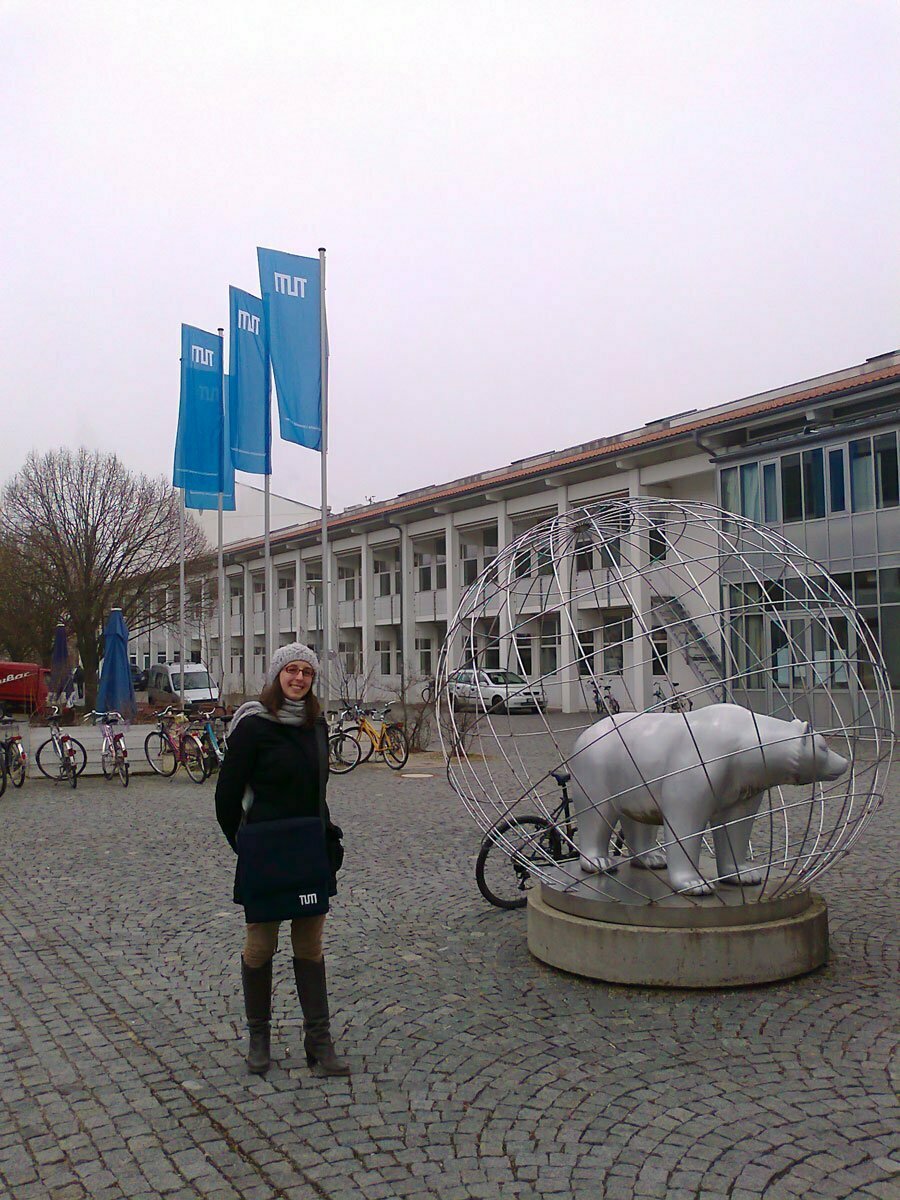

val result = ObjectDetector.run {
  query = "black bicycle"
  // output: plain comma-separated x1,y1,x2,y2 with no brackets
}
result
590,677,621,718
475,770,577,909
652,681,693,712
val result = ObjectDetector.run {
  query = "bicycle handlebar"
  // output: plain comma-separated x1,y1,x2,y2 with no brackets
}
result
83,710,125,724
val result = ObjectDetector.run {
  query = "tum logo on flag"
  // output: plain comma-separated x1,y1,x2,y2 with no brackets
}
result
273,272,307,298
191,345,214,366
237,310,261,334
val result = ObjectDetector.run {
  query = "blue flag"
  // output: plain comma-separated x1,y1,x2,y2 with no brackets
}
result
228,286,271,474
184,380,236,511
174,325,224,495
257,247,322,451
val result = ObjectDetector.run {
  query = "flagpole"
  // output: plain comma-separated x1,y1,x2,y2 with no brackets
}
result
319,247,330,701
264,472,272,672
179,489,186,708
217,326,226,698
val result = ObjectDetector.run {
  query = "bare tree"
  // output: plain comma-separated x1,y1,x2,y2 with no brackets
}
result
1,448,208,707
0,527,60,662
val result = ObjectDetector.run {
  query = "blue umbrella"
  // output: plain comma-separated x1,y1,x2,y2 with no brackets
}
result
97,609,136,720
49,623,73,703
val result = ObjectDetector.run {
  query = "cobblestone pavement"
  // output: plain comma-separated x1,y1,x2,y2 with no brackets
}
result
0,732,897,1200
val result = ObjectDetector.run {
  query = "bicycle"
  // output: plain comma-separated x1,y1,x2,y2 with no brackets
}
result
338,703,409,770
144,706,207,783
328,728,363,774
475,769,577,909
85,710,129,787
36,705,87,789
590,677,621,718
652,681,693,712
189,706,231,778
475,769,628,909
0,715,28,789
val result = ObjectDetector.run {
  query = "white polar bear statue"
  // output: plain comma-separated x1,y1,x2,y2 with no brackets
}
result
568,704,849,896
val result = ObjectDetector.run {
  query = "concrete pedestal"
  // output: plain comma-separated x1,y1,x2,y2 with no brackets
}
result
527,868,829,987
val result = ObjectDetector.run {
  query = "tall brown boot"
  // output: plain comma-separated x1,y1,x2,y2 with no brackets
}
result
241,957,272,1075
292,957,350,1076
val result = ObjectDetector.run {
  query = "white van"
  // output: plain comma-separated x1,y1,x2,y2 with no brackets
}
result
147,662,220,707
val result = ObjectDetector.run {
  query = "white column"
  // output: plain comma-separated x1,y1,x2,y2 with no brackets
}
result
242,562,253,696
360,533,374,683
300,552,309,648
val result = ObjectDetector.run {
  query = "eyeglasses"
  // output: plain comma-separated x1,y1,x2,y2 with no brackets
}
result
282,665,316,680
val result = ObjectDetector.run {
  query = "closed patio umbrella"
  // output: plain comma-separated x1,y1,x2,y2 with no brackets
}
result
97,609,136,720
49,623,74,706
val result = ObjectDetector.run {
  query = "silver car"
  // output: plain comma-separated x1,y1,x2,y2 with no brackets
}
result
448,668,546,713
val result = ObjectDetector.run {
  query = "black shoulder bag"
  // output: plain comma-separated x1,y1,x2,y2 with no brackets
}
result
236,744,332,923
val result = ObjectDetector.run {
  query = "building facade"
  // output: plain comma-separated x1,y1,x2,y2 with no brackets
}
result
145,352,900,716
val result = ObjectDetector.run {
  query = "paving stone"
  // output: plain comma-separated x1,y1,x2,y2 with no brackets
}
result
0,758,896,1200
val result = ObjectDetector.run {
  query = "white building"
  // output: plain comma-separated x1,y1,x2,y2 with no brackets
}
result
148,351,900,714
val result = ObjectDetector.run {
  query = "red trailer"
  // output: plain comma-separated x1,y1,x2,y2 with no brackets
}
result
0,663,48,714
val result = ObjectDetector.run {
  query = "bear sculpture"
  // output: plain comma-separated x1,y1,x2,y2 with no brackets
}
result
569,704,849,896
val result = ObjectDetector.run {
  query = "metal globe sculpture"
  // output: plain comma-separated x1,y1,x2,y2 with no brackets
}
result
437,498,894,910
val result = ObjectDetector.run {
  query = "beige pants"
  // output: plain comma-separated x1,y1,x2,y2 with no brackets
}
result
243,915,326,968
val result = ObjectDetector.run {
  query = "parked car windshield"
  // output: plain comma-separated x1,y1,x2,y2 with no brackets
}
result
172,670,213,690
484,671,527,685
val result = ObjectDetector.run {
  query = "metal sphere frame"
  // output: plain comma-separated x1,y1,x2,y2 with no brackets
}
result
437,497,894,905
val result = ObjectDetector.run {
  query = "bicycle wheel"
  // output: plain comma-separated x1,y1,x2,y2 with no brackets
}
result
383,724,409,770
68,738,87,776
181,734,207,784
329,731,361,774
475,816,561,910
117,758,130,788
355,724,376,763
36,739,67,781
7,742,26,788
0,751,6,798
144,731,177,776
101,741,116,780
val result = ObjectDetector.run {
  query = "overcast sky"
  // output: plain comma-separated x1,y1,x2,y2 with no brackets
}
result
2,1,898,513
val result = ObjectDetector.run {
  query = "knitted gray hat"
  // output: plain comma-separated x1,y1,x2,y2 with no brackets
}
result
266,642,320,686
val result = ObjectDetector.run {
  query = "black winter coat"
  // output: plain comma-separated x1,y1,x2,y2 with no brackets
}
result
214,713,343,902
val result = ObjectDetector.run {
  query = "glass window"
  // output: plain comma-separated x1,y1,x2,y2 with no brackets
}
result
651,629,667,676
514,548,531,579
721,467,739,516
649,523,666,563
857,609,879,689
603,614,631,675
880,606,900,688
771,620,789,688
514,634,532,675
853,570,878,606
575,534,594,572
414,551,433,592
539,616,559,675
576,630,594,676
415,637,432,675
828,448,846,513
253,577,265,612
740,463,761,522
781,454,802,521
278,576,295,608
879,568,900,604
874,431,899,508
374,640,392,676
802,449,826,519
849,438,875,511
763,463,778,522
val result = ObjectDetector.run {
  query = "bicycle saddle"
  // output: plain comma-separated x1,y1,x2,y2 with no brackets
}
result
550,768,571,786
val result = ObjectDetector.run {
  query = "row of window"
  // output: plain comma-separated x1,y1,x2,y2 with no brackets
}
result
721,430,900,523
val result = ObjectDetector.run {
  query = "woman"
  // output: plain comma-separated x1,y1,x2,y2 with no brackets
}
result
215,643,349,1077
